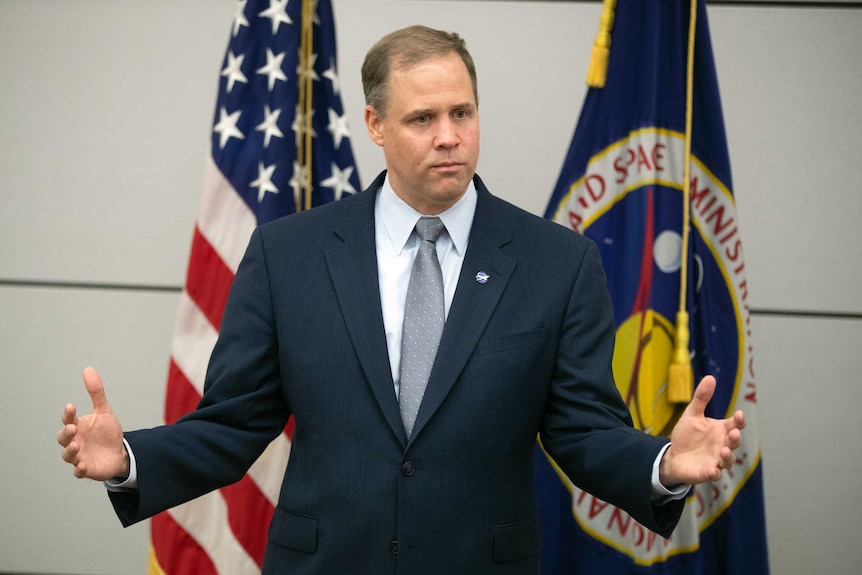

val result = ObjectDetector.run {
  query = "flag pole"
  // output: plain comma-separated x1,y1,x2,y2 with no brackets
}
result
299,0,314,211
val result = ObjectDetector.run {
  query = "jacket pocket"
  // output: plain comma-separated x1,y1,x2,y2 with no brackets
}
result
476,326,549,356
268,507,318,553
493,517,540,562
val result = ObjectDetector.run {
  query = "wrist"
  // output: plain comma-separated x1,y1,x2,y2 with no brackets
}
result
658,444,679,488
115,443,131,482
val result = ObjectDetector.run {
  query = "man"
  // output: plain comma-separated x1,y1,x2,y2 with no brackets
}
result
58,25,744,574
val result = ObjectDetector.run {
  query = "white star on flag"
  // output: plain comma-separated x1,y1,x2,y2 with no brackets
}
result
296,53,320,82
327,108,350,149
232,0,250,36
306,0,321,25
258,0,292,35
292,103,317,143
256,48,288,91
250,161,279,202
221,52,248,93
256,105,284,148
322,59,340,94
213,107,244,149
321,163,356,200
289,160,309,205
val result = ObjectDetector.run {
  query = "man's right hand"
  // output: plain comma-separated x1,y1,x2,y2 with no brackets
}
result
57,367,129,481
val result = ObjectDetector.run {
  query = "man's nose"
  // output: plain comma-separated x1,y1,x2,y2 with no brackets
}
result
434,118,459,148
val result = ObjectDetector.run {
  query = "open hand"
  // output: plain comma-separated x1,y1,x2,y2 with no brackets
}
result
57,367,129,481
659,375,746,486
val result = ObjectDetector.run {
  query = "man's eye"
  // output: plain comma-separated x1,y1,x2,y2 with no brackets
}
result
415,115,430,124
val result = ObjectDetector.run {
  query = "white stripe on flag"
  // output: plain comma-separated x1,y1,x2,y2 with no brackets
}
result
247,434,291,506
168,492,261,575
171,291,219,394
198,156,258,273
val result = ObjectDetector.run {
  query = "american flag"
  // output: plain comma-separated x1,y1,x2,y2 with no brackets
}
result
150,1,360,573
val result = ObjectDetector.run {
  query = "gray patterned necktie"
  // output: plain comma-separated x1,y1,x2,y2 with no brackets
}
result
399,216,446,440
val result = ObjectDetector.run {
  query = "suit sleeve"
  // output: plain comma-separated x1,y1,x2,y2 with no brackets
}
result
539,238,684,537
110,228,291,525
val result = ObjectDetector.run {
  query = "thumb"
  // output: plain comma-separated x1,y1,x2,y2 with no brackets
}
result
687,375,717,418
82,366,112,414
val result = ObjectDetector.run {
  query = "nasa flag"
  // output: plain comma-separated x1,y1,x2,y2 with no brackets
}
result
538,0,768,572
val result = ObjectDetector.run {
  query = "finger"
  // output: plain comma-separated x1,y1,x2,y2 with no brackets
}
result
61,403,78,426
719,446,736,469
57,423,77,448
73,462,88,479
687,375,716,417
82,366,111,414
721,410,746,436
61,441,79,464
726,428,742,450
733,409,746,430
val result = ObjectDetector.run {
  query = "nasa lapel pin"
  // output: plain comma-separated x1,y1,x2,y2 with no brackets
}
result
475,271,490,284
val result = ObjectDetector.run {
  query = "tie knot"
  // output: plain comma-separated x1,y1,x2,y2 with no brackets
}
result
415,216,445,243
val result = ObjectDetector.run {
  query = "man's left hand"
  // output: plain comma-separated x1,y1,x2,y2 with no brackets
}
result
659,375,746,487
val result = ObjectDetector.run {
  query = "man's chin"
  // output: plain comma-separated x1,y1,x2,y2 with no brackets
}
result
434,177,471,200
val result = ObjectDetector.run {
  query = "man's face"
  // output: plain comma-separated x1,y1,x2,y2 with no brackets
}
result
364,53,479,215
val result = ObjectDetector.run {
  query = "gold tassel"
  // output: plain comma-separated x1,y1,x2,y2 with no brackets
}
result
668,310,693,403
667,0,699,405
586,0,617,88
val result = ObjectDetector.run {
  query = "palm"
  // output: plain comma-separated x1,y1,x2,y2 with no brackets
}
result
661,376,745,486
73,409,125,480
58,367,127,481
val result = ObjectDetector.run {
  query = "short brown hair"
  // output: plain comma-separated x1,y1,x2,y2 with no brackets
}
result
361,25,478,118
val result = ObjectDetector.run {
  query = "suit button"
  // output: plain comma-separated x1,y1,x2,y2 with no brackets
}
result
401,461,415,476
390,540,398,554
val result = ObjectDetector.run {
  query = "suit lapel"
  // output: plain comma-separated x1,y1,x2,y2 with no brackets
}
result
325,174,519,447
410,179,516,443
325,174,407,447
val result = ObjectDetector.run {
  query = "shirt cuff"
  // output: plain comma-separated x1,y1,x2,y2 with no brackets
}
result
104,438,138,492
651,442,690,503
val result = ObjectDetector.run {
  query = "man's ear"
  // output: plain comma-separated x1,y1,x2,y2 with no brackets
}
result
365,105,385,147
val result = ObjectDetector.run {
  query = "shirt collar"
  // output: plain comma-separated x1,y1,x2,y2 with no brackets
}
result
378,174,476,256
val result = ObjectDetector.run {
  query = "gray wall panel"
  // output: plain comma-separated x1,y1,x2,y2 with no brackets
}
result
0,285,174,574
754,313,862,574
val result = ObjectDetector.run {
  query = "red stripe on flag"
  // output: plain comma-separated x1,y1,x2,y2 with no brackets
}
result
164,359,202,425
151,511,219,575
167,355,294,438
161,247,292,571
221,475,275,568
185,226,235,331
163,358,277,568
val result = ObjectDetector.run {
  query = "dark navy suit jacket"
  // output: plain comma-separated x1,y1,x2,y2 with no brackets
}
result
110,172,684,574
